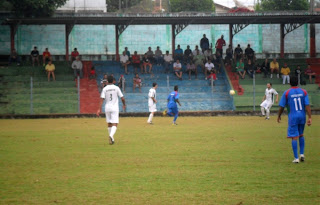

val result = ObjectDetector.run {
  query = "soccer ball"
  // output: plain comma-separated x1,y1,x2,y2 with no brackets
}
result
229,90,235,95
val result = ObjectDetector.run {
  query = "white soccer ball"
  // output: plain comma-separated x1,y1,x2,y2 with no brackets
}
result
229,90,236,95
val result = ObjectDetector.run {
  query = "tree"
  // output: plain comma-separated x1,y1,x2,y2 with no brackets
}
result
170,0,214,12
10,0,67,17
258,0,309,11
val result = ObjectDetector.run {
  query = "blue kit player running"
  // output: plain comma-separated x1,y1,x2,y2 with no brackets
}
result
163,85,181,125
277,76,312,163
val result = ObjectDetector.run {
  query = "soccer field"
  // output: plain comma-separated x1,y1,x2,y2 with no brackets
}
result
0,116,319,204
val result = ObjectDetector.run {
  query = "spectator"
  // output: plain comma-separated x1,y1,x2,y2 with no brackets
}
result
207,70,217,85
193,50,205,74
124,47,130,58
120,51,130,74
281,63,290,85
186,61,197,80
132,51,142,74
245,44,255,62
164,51,173,73
204,49,213,62
71,48,79,61
146,47,155,64
200,34,210,52
71,56,83,79
30,46,40,67
174,45,183,61
133,73,142,93
192,45,203,56
215,35,226,55
42,48,52,66
245,59,255,78
205,59,215,79
9,49,21,66
259,58,270,78
213,52,222,73
154,46,163,65
270,58,280,78
236,58,246,79
118,74,126,91
305,64,316,84
225,44,233,65
100,74,108,91
45,60,55,82
294,65,304,85
89,66,96,80
142,53,152,73
173,59,183,80
234,44,243,62
183,45,193,64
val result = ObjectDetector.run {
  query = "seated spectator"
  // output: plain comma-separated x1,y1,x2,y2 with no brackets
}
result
204,49,213,62
205,59,215,79
101,74,108,88
118,75,126,91
71,56,83,79
270,58,280,78
207,70,217,85
193,50,205,74
281,63,290,85
213,52,222,73
236,58,246,79
30,46,40,67
225,44,233,65
146,47,155,64
131,51,142,73
154,46,163,65
142,53,152,73
200,34,210,52
124,47,131,59
245,59,255,78
305,64,316,84
174,45,183,61
164,51,173,73
120,51,130,74
260,58,269,78
183,45,193,64
294,65,305,85
45,60,55,82
186,61,197,80
133,73,142,93
173,59,183,80
89,66,96,80
9,48,21,66
71,48,79,61
192,45,203,56
245,44,255,62
42,48,52,66
234,44,243,62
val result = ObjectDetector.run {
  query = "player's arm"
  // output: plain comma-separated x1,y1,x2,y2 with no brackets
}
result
262,95,266,102
306,105,312,126
151,96,157,104
121,97,126,111
277,106,284,123
96,98,104,116
275,94,279,103
175,99,181,106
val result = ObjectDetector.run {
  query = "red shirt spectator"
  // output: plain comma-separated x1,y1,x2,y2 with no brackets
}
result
43,50,51,58
132,54,140,64
215,38,226,49
207,72,217,80
71,48,79,60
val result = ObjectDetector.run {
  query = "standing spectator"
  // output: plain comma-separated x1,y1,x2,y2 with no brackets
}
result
270,58,280,78
133,73,142,93
42,48,52,66
305,64,316,84
234,44,243,62
120,51,130,74
146,47,155,64
30,46,40,66
100,74,108,92
164,51,173,73
200,34,209,52
245,59,255,78
118,75,126,92
89,66,96,80
260,58,270,78
45,60,55,82
71,48,79,61
132,51,142,74
9,49,21,66
124,47,130,59
205,59,215,79
236,58,246,79
142,53,152,73
281,63,290,85
186,61,197,80
225,44,233,65
193,50,205,74
173,59,183,80
174,45,183,61
154,46,163,65
215,35,226,55
245,44,255,62
183,45,193,64
294,65,302,84
192,45,203,56
71,56,83,79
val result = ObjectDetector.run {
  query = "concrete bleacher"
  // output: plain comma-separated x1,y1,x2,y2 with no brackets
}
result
93,61,234,113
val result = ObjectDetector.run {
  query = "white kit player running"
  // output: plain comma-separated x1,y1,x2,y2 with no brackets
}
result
260,83,278,120
97,76,126,145
147,83,158,124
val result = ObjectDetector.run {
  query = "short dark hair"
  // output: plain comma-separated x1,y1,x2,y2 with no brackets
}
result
290,76,298,86
153,82,157,87
268,82,272,86
174,85,178,91
107,75,114,83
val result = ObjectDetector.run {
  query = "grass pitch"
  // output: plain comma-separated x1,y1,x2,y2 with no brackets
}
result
0,116,319,204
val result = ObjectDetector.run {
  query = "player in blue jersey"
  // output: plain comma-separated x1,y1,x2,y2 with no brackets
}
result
163,85,181,125
277,76,312,163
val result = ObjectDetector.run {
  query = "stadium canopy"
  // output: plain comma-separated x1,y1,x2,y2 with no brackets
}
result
2,12,320,60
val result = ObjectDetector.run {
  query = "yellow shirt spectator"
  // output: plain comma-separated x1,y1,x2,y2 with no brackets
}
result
45,64,55,72
270,61,279,70
281,66,290,75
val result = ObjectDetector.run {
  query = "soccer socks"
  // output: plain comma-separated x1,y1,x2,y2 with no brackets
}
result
147,113,154,123
261,107,265,115
110,126,117,141
292,140,298,159
108,127,111,135
299,136,305,155
266,108,270,118
173,113,178,123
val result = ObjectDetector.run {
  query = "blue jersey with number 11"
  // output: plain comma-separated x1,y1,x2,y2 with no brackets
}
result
279,87,309,126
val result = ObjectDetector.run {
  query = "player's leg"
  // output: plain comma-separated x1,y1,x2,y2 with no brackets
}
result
167,108,173,116
265,103,272,119
173,109,179,125
109,112,119,144
105,112,114,145
147,112,154,124
288,125,299,163
298,124,305,161
260,101,266,116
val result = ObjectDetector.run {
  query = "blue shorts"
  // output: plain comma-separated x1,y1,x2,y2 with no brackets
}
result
287,124,305,138
168,107,178,115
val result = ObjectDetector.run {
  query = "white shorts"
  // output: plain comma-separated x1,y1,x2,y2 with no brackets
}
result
105,111,119,123
260,100,273,110
149,104,157,113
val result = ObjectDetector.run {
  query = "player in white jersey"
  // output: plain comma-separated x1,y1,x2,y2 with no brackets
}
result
147,83,158,124
97,76,126,145
260,83,278,120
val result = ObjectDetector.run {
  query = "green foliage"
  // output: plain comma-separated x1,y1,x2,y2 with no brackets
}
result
259,0,309,11
170,0,214,12
10,0,67,17
0,0,13,11
106,0,143,12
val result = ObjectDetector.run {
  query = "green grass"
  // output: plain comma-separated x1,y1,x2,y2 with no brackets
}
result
0,116,319,204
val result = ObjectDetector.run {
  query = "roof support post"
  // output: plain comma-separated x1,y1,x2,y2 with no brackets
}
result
280,23,285,58
310,23,316,57
65,24,74,61
171,24,176,56
115,25,120,61
171,22,189,55
229,24,233,50
10,24,18,52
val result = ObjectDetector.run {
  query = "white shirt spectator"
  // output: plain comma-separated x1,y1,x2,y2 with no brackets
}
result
193,49,203,56
173,62,182,70
72,60,83,70
164,54,173,62
205,62,215,71
120,55,129,63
